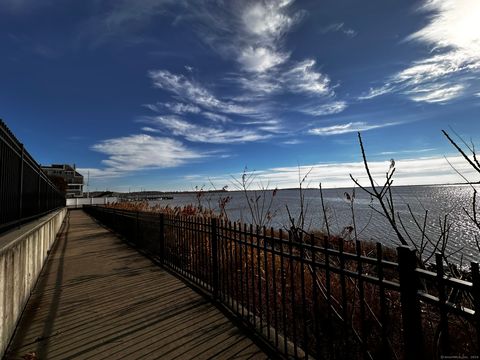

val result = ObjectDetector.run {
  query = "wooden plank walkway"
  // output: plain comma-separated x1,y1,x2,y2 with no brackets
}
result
5,210,269,360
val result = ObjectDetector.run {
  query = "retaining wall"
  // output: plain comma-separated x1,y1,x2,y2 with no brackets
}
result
0,208,66,357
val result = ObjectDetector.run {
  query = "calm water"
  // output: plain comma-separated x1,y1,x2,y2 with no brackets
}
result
152,185,480,263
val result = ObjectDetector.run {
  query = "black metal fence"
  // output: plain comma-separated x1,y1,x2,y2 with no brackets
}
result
0,119,65,233
84,206,480,359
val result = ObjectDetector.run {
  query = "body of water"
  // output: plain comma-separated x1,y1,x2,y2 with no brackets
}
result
151,185,480,263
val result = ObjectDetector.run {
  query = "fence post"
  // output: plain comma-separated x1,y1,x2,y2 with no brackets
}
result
159,213,165,265
211,218,219,299
37,173,41,212
397,246,424,360
135,211,139,244
471,262,480,353
18,144,24,219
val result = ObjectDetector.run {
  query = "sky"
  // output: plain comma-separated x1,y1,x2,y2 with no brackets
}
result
1,0,480,191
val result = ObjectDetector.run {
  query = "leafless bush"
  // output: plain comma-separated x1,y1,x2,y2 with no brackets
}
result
230,168,278,228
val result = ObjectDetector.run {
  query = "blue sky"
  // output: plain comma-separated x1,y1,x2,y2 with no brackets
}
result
1,0,480,191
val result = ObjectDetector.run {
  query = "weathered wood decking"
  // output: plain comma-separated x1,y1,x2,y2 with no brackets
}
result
5,210,268,360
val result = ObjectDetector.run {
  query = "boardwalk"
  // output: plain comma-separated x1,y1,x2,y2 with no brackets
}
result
6,211,268,360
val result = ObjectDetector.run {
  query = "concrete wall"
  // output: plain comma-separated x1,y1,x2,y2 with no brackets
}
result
66,197,118,209
0,208,66,357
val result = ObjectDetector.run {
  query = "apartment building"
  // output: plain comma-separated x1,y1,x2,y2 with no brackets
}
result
41,164,84,198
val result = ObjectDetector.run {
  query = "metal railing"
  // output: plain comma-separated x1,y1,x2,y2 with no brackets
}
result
0,119,65,233
84,206,480,359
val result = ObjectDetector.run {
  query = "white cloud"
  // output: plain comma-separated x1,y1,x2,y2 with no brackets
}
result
308,121,399,136
172,1,339,103
363,0,480,103
234,73,282,94
92,134,205,173
141,126,161,133
147,69,286,136
151,116,270,143
145,102,231,123
233,59,335,98
191,0,338,100
357,85,393,100
282,139,302,145
242,0,295,41
203,112,231,123
163,102,202,114
149,70,253,115
143,102,201,114
379,148,436,156
236,0,299,73
320,22,357,37
407,0,480,57
406,83,465,103
283,59,332,95
239,46,289,73
301,101,347,116
394,53,478,85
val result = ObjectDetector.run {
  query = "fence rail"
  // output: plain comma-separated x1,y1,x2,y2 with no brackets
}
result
0,119,65,234
84,205,480,359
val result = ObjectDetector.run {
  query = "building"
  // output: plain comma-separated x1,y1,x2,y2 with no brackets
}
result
41,164,84,198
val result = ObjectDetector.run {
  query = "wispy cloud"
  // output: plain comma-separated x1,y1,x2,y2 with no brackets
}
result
357,85,393,100
379,148,436,156
282,59,332,95
144,102,231,122
203,112,231,123
406,83,465,103
320,22,357,37
233,73,282,95
308,121,399,136
145,68,283,140
282,139,302,145
91,133,205,175
361,0,480,103
146,102,202,114
233,58,336,99
141,126,161,133
300,101,347,116
149,116,270,143
149,69,254,115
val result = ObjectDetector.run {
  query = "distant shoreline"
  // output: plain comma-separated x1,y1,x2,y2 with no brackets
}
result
98,182,479,197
